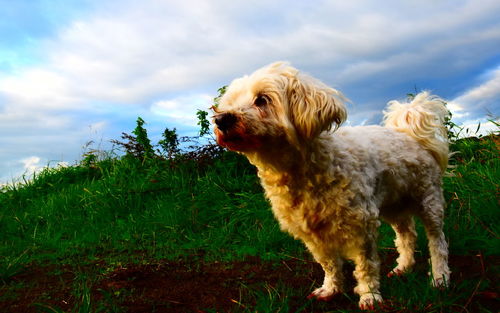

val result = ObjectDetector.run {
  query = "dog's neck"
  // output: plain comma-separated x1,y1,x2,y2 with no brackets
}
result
244,135,334,185
245,148,297,173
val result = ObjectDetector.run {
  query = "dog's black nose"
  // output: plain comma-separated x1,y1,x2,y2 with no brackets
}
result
215,113,237,132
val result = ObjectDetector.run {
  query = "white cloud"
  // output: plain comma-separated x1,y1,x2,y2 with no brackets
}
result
0,68,77,109
150,94,213,126
21,156,42,176
449,66,500,121
446,101,468,119
88,121,108,133
0,0,499,184
453,118,499,138
1,156,71,186
3,0,500,109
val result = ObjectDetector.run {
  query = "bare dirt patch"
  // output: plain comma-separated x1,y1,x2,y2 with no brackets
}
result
1,254,498,312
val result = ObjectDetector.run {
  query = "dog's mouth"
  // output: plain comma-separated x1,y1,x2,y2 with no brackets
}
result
214,126,262,152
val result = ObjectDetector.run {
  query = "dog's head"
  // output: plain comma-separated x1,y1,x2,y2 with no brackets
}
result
213,62,347,152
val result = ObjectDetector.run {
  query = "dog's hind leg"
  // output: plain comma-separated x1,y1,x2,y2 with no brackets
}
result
418,189,450,287
387,216,417,277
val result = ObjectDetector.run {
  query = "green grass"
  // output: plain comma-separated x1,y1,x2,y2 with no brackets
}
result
0,152,303,268
0,134,498,312
443,136,500,255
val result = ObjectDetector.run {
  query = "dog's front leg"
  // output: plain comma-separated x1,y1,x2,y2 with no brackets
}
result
306,242,344,301
352,229,383,310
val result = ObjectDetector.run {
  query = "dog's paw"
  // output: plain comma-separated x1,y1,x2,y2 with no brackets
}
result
307,286,341,302
387,268,404,278
431,275,449,289
359,293,383,310
387,266,412,277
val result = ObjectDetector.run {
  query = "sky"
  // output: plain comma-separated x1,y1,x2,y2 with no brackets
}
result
1,0,499,184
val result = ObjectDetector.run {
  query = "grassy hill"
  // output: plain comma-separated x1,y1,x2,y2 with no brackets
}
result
0,124,498,312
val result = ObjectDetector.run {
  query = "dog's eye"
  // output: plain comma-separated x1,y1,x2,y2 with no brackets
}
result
254,95,268,107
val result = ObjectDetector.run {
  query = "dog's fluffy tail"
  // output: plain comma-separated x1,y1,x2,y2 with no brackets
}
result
383,91,450,173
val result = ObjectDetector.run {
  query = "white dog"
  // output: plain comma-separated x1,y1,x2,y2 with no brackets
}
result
212,62,450,309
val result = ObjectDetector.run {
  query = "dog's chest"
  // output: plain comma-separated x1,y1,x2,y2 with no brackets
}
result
258,170,352,240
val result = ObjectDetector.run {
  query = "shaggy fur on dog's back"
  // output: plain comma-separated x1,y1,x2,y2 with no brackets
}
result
213,62,451,309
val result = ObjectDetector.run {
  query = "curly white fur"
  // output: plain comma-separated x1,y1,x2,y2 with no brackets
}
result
213,62,451,309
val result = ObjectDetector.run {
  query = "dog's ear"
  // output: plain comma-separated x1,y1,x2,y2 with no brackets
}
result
286,74,347,139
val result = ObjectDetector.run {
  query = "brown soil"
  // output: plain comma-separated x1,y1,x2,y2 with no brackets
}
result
1,254,498,312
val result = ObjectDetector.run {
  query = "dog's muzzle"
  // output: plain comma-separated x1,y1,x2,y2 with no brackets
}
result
214,113,237,132
214,112,263,152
